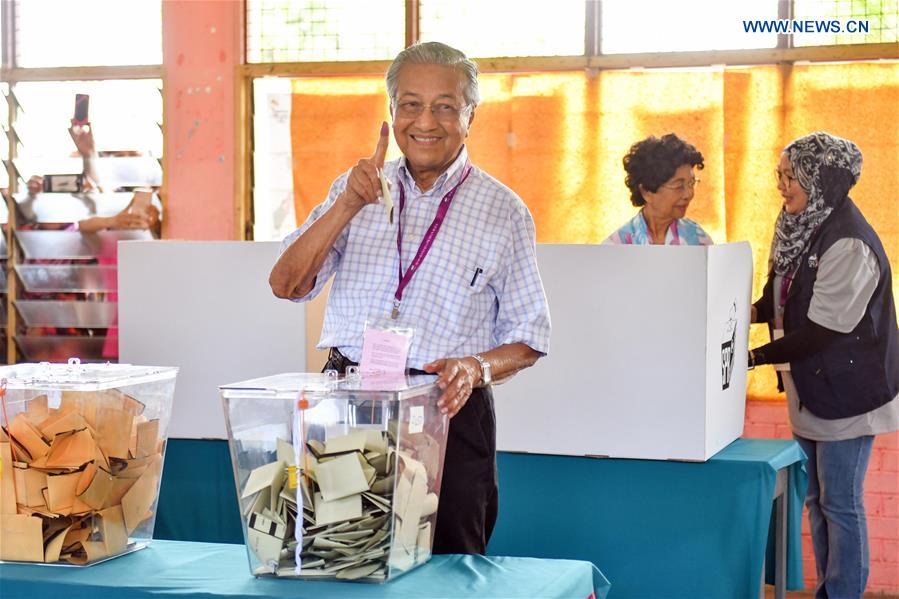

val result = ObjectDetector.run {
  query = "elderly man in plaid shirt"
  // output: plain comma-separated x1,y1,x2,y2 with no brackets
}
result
270,41,550,555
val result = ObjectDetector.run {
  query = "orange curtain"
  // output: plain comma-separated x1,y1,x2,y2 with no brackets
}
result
290,61,899,401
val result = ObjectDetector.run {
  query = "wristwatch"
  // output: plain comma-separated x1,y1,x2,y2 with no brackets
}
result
472,354,492,386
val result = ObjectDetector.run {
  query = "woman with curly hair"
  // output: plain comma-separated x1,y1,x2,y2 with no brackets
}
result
604,133,713,245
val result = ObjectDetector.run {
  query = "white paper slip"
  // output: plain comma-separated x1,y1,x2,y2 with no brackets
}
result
241,460,286,510
409,406,424,434
379,170,394,224
315,453,371,501
324,430,368,455
314,493,363,527
360,327,411,376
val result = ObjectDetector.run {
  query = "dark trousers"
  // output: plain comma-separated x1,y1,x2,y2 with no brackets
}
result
323,348,498,555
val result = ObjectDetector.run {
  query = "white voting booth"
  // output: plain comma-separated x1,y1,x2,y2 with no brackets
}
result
118,240,751,461
119,241,305,439
494,242,753,461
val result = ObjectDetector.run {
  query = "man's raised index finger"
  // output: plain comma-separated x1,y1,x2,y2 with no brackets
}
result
372,121,390,167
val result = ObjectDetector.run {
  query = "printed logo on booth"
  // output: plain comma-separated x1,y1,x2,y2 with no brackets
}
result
721,301,738,390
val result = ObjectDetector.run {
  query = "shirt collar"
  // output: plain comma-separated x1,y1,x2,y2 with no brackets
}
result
398,145,469,196
635,210,680,245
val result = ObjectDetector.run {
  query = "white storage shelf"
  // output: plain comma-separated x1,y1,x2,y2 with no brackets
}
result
15,300,118,328
9,228,139,364
14,335,109,363
15,229,151,261
15,264,117,293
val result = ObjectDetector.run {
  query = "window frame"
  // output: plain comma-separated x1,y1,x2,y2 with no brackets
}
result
243,0,898,71
0,2,164,363
239,0,898,243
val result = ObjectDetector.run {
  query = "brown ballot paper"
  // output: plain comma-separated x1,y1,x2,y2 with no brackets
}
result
121,454,161,533
1,443,17,514
0,380,168,564
45,429,96,469
0,514,44,561
99,505,129,555
135,420,160,458
9,414,50,459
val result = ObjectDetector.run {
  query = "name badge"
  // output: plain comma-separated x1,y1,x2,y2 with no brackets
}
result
360,320,414,376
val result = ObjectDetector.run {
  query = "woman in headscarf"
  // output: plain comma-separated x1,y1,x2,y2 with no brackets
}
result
604,133,713,245
748,132,898,598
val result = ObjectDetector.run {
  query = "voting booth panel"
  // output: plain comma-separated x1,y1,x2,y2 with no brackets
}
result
494,243,752,461
119,241,306,440
704,245,753,458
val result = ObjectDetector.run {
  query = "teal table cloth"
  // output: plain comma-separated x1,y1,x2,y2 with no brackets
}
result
149,437,805,598
0,540,610,599
154,438,244,544
488,438,807,599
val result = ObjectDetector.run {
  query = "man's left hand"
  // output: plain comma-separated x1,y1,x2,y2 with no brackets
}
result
422,357,480,418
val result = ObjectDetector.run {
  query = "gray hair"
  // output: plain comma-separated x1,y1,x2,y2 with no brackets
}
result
385,41,480,111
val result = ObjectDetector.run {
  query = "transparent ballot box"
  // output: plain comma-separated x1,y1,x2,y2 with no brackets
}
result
220,372,449,583
0,359,178,565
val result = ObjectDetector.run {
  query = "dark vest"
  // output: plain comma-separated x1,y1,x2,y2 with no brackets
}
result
782,199,899,419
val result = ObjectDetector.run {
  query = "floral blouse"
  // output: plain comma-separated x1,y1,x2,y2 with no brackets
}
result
603,211,713,246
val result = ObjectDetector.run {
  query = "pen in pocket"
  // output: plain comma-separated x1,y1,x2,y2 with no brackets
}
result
470,267,483,286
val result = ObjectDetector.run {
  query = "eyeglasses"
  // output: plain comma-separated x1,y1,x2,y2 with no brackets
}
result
394,100,471,122
774,169,798,186
660,177,699,192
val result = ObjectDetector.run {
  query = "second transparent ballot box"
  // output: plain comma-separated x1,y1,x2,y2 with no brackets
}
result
0,359,178,565
220,372,449,583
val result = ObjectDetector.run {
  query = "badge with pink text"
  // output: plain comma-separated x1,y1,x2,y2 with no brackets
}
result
359,320,414,376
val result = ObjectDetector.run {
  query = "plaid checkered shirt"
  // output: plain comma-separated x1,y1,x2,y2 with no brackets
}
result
281,146,551,369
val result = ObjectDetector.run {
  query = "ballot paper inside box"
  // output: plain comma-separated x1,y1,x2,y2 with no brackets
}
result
0,360,178,565
220,372,448,583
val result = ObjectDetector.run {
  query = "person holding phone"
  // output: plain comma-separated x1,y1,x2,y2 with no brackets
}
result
68,109,105,194
23,116,160,232
73,93,90,126
66,101,162,229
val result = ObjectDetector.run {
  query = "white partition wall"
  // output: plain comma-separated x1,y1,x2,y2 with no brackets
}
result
494,243,752,461
118,241,751,456
119,241,305,439
704,244,754,458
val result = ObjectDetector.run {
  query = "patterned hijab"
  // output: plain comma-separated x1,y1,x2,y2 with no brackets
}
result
771,132,863,275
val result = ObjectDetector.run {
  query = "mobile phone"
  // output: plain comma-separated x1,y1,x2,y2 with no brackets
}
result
73,94,90,126
129,189,153,215
42,174,84,193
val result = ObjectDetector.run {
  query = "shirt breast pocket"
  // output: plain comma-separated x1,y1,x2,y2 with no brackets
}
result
459,257,500,298
463,258,502,316
463,264,487,293
441,261,495,338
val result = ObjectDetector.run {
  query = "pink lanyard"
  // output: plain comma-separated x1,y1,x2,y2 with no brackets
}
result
779,273,795,308
669,221,681,245
392,163,472,319
778,224,824,308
